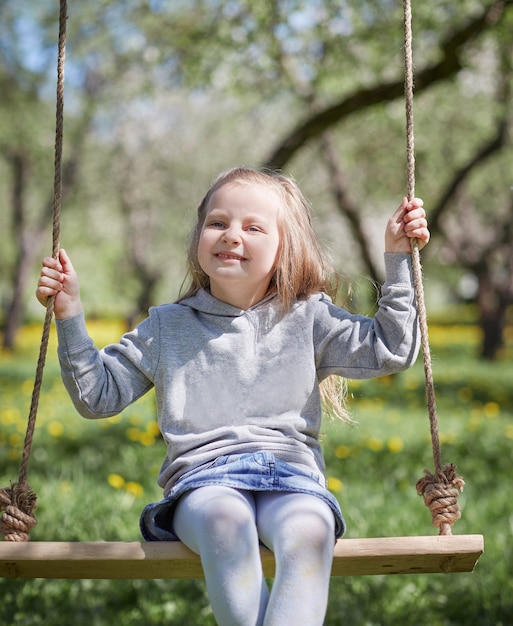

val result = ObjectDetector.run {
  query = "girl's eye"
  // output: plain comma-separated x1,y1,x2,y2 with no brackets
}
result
247,226,262,232
209,221,224,228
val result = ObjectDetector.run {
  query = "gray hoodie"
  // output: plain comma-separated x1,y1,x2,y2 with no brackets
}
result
56,253,419,496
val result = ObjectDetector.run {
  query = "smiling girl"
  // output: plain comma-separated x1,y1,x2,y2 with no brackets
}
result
36,167,429,626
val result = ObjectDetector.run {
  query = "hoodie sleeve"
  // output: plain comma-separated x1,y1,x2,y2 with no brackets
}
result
314,253,420,380
56,310,158,419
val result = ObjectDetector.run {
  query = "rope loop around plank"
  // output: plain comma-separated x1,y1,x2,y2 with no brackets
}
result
416,465,465,536
0,486,38,542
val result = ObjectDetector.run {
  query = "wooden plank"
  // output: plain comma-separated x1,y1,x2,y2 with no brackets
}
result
0,535,483,579
330,534,484,576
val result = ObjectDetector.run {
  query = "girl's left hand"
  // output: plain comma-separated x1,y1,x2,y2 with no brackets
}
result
385,197,430,254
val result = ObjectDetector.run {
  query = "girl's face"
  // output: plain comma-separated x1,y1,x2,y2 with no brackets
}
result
197,181,281,309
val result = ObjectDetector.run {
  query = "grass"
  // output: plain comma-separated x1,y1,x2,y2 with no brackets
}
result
1,317,512,625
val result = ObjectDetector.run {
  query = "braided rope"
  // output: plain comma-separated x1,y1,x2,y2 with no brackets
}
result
403,0,464,535
0,0,67,542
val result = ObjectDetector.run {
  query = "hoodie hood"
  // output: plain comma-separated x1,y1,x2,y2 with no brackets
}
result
179,288,278,317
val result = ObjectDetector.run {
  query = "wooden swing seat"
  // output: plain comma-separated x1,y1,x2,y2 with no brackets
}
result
0,534,483,579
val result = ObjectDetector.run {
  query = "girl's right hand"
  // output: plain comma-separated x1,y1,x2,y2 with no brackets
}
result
36,249,83,320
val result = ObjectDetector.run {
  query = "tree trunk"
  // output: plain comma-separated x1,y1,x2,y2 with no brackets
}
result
476,271,508,360
2,153,45,349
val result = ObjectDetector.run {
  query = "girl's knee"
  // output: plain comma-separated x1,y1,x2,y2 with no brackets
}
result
257,492,335,557
206,493,256,541
282,512,334,559
302,513,335,560
175,487,258,553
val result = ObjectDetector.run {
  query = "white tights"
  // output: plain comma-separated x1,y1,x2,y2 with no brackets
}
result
173,486,335,626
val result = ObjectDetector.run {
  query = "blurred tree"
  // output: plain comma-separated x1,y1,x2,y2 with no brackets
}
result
0,1,106,347
430,40,513,359
258,0,513,357
0,0,512,359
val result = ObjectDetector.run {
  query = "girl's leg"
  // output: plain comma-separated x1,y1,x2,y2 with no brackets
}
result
173,486,269,626
255,492,335,626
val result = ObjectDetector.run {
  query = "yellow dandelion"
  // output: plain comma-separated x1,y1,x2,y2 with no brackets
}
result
127,427,142,442
0,407,21,426
483,402,500,419
108,473,125,489
327,476,344,493
335,444,351,459
147,421,161,437
505,425,513,440
138,432,155,446
47,420,64,438
125,482,144,498
387,436,404,453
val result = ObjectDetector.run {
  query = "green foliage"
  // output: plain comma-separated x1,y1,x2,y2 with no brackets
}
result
1,317,512,624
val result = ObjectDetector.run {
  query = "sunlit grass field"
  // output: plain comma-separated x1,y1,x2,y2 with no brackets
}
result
1,317,512,625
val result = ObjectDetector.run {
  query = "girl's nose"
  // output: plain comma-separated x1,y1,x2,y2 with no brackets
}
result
222,228,241,245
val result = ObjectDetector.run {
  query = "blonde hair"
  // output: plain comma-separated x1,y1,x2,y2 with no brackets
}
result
179,167,351,422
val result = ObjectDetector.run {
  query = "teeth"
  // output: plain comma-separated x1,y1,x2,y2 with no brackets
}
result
218,253,243,260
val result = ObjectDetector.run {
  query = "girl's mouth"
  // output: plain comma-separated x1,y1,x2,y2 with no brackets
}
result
216,252,246,261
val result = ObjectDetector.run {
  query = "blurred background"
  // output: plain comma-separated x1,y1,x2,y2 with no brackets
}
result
1,1,512,624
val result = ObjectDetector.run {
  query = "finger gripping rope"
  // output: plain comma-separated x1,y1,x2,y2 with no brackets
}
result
416,465,465,536
0,484,38,542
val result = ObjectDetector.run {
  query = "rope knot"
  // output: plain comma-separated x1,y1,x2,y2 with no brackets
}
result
0,483,38,542
416,464,464,535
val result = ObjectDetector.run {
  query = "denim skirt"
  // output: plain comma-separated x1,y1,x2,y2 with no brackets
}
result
140,451,345,541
